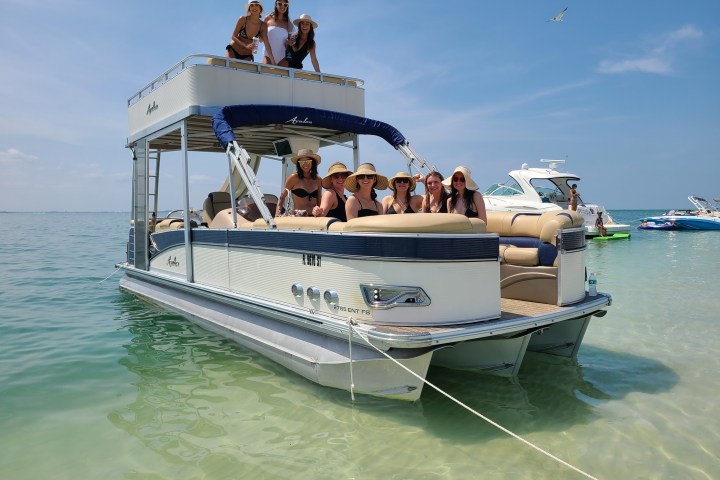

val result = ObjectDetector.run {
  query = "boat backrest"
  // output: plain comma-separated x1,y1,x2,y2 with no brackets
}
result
329,213,486,233
202,192,232,225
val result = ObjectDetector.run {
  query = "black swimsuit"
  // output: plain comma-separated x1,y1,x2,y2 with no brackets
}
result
291,188,320,199
357,198,380,217
286,39,312,69
226,18,258,61
386,203,414,214
327,191,347,221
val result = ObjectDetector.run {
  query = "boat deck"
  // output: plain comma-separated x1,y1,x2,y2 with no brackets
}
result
367,294,609,347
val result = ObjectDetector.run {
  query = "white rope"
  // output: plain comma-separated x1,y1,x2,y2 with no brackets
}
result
348,322,597,480
347,318,356,402
98,267,121,285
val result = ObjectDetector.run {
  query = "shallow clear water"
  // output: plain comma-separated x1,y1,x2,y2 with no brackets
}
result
1,211,718,479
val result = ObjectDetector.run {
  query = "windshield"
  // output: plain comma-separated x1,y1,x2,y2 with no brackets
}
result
529,178,567,203
484,177,523,196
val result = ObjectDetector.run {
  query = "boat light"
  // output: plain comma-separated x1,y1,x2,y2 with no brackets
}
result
324,290,339,305
306,286,321,300
291,283,304,298
359,284,430,310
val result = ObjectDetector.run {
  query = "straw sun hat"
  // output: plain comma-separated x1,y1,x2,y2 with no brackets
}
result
321,162,352,189
293,13,318,29
345,163,389,192
290,148,321,165
388,171,416,192
442,166,479,191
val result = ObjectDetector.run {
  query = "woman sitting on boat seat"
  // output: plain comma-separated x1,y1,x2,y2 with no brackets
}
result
420,171,449,213
276,148,323,217
312,162,351,221
345,163,388,219
226,0,268,62
443,166,487,222
382,171,422,214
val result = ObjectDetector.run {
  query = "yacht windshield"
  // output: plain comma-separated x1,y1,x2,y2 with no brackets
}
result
529,179,566,204
484,177,523,196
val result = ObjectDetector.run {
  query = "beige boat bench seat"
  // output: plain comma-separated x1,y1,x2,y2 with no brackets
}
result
486,211,583,267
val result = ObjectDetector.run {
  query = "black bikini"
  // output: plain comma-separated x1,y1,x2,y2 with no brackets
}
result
291,188,320,199
327,191,347,221
226,18,258,61
386,203,414,214
357,198,380,217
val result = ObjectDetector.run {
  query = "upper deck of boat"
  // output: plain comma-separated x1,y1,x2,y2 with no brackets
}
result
127,54,366,155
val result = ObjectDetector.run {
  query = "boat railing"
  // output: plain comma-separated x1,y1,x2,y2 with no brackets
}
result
128,54,366,107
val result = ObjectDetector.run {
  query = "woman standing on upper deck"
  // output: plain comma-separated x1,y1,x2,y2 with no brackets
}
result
263,0,293,65
345,164,388,219
284,13,320,72
276,149,323,216
225,0,268,62
420,171,449,213
312,162,352,221
443,166,487,222
382,172,422,214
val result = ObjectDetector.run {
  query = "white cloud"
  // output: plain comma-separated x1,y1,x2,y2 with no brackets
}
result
597,25,703,75
0,148,38,163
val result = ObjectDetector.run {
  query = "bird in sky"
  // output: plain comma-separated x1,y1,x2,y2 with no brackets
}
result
547,6,568,22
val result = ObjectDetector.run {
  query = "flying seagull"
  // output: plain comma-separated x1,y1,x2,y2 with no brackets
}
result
547,6,568,22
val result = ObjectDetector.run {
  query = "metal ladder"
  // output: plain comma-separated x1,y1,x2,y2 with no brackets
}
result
147,149,161,230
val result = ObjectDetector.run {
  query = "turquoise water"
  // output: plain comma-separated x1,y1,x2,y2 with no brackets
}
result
1,211,718,479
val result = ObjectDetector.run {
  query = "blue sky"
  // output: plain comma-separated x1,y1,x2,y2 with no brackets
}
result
1,0,718,211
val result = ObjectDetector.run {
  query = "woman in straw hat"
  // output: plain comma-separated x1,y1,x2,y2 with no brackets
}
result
442,166,487,222
284,13,320,72
263,0,293,66
312,162,352,221
226,0,268,62
382,172,423,214
345,163,389,220
275,148,322,216
421,171,449,213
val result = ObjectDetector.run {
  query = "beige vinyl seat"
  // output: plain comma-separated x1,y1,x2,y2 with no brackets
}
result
202,192,232,225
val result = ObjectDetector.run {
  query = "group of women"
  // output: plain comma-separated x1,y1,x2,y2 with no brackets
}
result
225,0,320,72
276,149,488,222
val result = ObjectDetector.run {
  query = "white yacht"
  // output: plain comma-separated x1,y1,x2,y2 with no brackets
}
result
483,160,631,237
118,55,611,401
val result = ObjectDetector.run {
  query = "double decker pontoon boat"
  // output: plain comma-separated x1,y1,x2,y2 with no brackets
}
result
483,160,631,238
118,55,611,401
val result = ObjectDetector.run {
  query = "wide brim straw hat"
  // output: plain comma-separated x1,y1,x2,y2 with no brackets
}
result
290,148,321,165
345,163,389,192
293,13,318,29
388,171,416,192
247,0,264,13
322,162,352,189
442,166,479,191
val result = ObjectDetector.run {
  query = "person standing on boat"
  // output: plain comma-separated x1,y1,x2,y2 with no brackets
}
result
262,0,293,65
276,149,322,216
443,166,487,222
226,0,267,62
345,164,388,219
382,172,422,214
421,171,449,213
284,13,320,72
312,162,352,221
569,183,580,211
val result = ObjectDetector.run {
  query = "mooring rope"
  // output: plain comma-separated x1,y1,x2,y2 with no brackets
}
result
347,320,597,480
98,267,121,285
347,318,356,402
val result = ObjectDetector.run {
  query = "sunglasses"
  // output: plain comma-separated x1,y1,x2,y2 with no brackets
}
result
394,178,410,184
298,159,313,165
452,176,465,183
275,1,288,6
356,174,376,180
331,173,349,179
426,180,441,186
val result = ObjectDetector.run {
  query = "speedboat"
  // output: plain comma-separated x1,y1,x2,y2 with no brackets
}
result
640,196,720,231
117,55,611,401
483,160,631,238
637,220,677,231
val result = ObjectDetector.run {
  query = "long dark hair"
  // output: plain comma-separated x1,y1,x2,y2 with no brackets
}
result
297,25,315,50
269,3,290,22
449,185,476,213
296,159,318,179
392,182,412,204
424,171,448,211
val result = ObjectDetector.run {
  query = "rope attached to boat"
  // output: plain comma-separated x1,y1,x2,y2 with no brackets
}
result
347,318,356,402
347,321,597,480
98,266,121,284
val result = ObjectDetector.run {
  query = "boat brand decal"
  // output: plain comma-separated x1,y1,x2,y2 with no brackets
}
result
302,254,321,266
286,116,312,125
334,305,371,316
167,256,180,267
147,101,159,115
